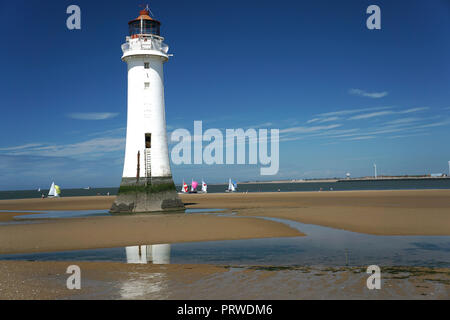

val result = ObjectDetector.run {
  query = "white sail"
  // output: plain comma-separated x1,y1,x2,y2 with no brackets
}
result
226,178,236,192
226,178,237,192
48,182,57,197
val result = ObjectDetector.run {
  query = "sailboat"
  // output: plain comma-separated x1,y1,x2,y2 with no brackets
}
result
199,180,207,193
48,182,61,198
225,178,237,193
37,187,41,192
180,180,189,193
189,180,198,193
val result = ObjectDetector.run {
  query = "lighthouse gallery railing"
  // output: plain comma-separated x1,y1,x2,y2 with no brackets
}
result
121,38,169,55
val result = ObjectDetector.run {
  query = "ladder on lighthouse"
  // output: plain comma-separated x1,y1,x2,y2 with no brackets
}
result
144,133,152,181
144,148,152,178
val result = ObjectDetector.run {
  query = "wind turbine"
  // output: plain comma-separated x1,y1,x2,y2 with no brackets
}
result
373,163,377,179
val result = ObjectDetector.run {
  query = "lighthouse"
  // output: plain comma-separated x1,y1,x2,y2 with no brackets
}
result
111,7,184,213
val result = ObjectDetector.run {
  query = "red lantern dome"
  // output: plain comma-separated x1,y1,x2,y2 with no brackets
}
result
128,8,161,37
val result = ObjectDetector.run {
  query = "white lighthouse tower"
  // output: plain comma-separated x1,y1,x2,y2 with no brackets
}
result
111,7,184,213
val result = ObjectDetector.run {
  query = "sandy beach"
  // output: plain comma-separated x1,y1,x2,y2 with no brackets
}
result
0,190,449,254
181,189,450,236
0,196,303,254
1,190,449,236
0,261,448,299
0,189,449,300
0,196,113,212
0,212,301,254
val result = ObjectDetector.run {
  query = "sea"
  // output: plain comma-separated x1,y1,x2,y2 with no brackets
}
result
1,178,449,200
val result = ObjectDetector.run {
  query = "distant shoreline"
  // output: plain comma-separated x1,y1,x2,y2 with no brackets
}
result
237,179,338,184
237,176,450,184
1,176,449,191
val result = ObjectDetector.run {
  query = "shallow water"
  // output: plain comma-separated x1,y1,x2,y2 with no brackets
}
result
2,208,225,221
1,210,448,268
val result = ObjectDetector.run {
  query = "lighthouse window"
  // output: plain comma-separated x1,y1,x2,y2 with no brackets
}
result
144,82,150,89
129,20,161,36
145,133,152,148
144,62,150,69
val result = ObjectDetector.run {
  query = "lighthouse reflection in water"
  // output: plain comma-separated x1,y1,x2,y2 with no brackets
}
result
125,244,171,264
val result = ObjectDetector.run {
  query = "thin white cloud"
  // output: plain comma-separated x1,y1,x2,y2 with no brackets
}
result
280,106,445,145
330,117,449,142
324,124,413,141
349,111,395,120
349,107,428,120
368,127,407,135
307,117,340,124
87,127,126,137
317,106,392,117
389,133,431,139
279,135,305,142
306,118,320,124
67,113,119,120
308,128,361,138
345,136,376,141
349,89,388,99
0,137,125,159
245,122,273,128
330,132,363,138
384,117,421,125
0,143,43,151
398,107,429,114
413,119,450,129
280,124,342,134
330,126,405,138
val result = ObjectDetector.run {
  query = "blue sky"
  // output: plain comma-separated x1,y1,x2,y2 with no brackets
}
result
0,0,449,189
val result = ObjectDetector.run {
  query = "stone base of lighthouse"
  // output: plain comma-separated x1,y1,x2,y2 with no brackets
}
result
110,176,184,213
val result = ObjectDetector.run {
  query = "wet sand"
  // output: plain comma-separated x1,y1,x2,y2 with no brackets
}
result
0,261,448,299
0,196,113,212
0,213,302,254
181,190,450,235
0,190,448,252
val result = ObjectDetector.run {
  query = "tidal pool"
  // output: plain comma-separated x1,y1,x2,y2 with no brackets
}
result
1,211,448,267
